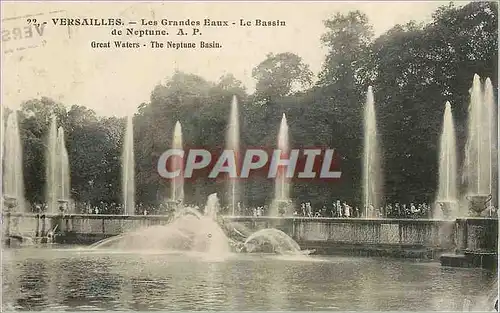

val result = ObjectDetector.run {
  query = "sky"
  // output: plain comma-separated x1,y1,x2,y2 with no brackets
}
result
1,1,464,117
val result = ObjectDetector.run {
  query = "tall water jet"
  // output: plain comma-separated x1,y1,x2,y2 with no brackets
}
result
226,96,240,215
271,113,292,216
170,121,184,204
483,78,498,209
46,115,58,213
56,127,71,213
434,102,458,219
122,115,135,215
3,111,26,212
463,74,495,215
362,86,382,217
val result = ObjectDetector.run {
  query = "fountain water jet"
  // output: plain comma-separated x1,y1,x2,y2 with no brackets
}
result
362,86,382,217
3,111,26,212
122,115,135,215
226,96,240,215
90,193,231,257
89,193,309,257
45,117,71,213
463,74,496,215
242,228,312,255
0,111,21,246
434,102,458,219
483,78,498,209
204,193,220,220
169,121,184,207
56,127,71,213
46,115,58,213
271,113,292,216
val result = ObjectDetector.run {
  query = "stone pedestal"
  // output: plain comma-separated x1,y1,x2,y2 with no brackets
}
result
2,196,23,247
3,196,17,246
441,217,498,270
466,194,492,217
50,199,69,243
465,218,497,251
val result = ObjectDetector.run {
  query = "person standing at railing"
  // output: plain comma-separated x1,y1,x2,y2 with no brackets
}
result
321,206,327,217
353,207,359,218
336,200,342,217
344,203,351,218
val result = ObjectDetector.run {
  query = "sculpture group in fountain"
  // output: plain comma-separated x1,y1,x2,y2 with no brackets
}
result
89,193,311,256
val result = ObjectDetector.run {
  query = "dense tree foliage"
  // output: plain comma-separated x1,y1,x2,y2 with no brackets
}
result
4,2,498,211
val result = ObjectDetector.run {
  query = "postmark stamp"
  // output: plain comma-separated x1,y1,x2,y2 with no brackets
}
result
2,10,70,55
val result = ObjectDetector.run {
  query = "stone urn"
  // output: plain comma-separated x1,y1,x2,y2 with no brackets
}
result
466,194,492,217
57,199,69,215
3,195,17,211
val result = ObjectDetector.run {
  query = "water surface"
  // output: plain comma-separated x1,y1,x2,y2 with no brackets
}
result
2,246,495,311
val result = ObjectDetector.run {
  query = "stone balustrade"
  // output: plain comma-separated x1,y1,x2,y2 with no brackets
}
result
2,213,467,254
2,213,496,260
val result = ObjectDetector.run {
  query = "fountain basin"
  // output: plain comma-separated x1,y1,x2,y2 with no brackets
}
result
440,217,498,270
440,251,497,270
3,235,34,248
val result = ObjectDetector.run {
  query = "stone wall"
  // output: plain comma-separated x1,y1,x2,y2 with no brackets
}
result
225,217,459,257
3,213,465,257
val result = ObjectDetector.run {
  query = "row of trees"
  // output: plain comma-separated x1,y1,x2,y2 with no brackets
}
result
6,2,498,209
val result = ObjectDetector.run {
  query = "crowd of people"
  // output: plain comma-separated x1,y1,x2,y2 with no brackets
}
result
223,201,497,219
27,199,497,219
294,201,435,218
235,201,434,218
30,202,162,215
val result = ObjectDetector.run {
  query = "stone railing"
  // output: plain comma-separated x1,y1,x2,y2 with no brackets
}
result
2,213,460,250
2,213,173,239
225,216,457,249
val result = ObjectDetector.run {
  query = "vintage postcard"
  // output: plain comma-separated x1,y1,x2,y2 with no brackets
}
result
1,1,498,312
